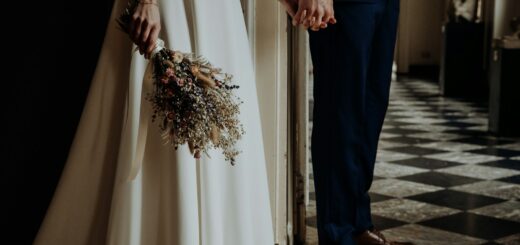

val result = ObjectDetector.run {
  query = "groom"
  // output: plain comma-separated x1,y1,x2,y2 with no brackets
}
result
281,0,407,244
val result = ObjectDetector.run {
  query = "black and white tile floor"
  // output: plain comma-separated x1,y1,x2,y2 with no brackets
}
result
306,77,520,245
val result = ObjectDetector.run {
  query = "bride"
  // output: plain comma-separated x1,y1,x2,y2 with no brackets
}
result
34,0,274,244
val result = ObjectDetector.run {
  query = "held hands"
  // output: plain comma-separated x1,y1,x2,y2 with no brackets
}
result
130,1,161,59
280,0,336,31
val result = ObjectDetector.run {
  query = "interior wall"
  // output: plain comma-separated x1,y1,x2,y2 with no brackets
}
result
408,0,446,65
396,0,446,73
493,0,520,38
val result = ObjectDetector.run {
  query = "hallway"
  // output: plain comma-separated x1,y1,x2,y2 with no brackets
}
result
305,77,520,244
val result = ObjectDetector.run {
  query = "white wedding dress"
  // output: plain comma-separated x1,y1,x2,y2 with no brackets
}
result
34,0,274,244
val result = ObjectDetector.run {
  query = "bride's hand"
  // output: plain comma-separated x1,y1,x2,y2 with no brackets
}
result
130,1,161,59
280,0,298,18
292,0,317,27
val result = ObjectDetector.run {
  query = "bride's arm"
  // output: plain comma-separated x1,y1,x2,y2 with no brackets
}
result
280,0,298,17
130,0,161,59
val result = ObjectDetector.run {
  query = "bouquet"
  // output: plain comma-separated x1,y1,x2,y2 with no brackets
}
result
118,0,244,164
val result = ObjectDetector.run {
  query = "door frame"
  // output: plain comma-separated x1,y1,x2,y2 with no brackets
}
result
288,25,311,245
244,0,291,244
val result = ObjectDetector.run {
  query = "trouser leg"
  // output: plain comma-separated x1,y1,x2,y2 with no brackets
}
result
309,0,399,244
355,0,400,234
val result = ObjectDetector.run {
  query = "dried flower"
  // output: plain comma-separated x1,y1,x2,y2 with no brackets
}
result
166,88,174,97
118,0,244,164
173,52,184,63
191,65,217,88
165,67,175,77
164,60,175,68
161,76,169,84
210,125,220,144
177,78,185,87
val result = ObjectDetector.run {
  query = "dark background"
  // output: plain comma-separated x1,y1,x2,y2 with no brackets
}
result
4,0,114,244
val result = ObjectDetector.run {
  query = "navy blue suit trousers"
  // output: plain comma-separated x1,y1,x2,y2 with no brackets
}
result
308,0,399,244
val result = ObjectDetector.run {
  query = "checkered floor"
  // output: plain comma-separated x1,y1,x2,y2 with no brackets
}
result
306,77,520,244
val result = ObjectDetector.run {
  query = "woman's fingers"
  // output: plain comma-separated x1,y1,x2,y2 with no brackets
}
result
131,15,143,46
294,0,317,26
293,8,307,26
129,3,161,57
303,2,317,26
139,21,151,46
145,26,161,59
135,19,161,58
287,2,298,17
281,0,298,17
140,20,161,57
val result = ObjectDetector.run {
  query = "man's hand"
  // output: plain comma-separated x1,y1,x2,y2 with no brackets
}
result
321,0,337,27
280,0,336,30
310,0,336,30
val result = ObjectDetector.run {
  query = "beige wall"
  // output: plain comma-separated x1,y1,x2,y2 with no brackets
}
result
493,0,520,38
408,0,446,65
396,0,447,72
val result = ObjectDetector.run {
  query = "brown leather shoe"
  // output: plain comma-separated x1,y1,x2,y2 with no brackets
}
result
354,229,414,245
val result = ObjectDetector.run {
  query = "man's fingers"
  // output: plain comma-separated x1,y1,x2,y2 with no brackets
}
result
305,16,316,28
321,15,332,28
311,6,324,31
320,22,328,29
322,7,333,25
310,19,321,30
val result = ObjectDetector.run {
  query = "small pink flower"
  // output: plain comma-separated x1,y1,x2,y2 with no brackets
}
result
167,89,174,97
161,77,169,84
165,68,175,78
177,78,185,87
